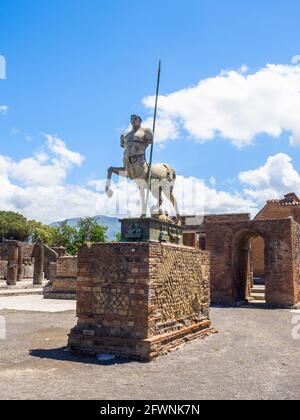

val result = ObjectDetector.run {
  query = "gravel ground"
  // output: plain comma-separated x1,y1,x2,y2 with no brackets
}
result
0,305,299,400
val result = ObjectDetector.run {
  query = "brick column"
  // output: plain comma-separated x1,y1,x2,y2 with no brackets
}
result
33,244,44,285
7,245,18,286
17,244,23,282
47,262,57,282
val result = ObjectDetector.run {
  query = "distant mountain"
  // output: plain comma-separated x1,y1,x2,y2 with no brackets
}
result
50,215,121,241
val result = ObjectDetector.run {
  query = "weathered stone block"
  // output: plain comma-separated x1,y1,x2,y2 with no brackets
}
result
44,256,78,300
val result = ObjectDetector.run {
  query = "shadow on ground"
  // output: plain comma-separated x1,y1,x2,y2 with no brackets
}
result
29,347,138,366
211,303,289,311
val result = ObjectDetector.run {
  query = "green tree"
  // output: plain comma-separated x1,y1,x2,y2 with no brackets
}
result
51,217,107,256
75,217,107,244
0,211,31,242
113,232,121,242
52,221,78,255
28,220,56,246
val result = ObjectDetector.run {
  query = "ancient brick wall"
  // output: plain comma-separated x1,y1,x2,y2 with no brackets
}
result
44,256,78,299
255,202,294,221
0,244,8,260
69,242,211,360
57,256,78,278
252,200,300,276
292,222,300,303
183,233,197,248
0,261,7,279
205,214,250,223
148,244,210,337
0,243,34,280
255,202,300,224
52,247,68,257
206,218,298,307
251,236,265,277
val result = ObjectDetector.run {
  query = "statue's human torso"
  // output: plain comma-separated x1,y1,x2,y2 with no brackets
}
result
122,128,153,159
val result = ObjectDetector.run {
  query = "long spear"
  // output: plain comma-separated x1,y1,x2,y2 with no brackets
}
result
145,60,161,216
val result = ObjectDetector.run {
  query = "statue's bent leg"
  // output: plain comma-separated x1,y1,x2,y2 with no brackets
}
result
106,167,126,198
168,186,181,224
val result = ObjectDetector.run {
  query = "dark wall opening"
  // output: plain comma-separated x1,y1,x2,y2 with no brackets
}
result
232,230,265,303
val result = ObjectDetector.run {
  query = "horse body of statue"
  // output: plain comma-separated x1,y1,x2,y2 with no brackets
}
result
106,115,180,221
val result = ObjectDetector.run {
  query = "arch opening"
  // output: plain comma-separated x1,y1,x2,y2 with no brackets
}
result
232,230,266,304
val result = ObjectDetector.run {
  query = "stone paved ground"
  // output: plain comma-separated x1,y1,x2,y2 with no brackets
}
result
0,299,299,400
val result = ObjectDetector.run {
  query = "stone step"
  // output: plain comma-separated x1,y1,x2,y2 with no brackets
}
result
253,277,265,286
247,299,267,305
251,286,266,294
249,293,266,301
0,288,43,297
0,280,47,290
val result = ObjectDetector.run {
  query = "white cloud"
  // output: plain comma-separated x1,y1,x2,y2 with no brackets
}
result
142,115,179,145
44,134,85,166
0,135,90,222
0,133,258,223
143,61,300,147
239,153,300,206
0,106,8,114
292,55,300,65
1,134,299,224
2,134,85,187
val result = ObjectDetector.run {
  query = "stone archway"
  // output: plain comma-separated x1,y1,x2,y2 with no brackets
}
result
206,218,300,307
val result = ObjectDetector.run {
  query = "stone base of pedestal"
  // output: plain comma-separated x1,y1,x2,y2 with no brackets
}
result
69,320,213,362
68,241,212,362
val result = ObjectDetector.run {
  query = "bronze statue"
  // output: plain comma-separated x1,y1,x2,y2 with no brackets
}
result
106,115,180,222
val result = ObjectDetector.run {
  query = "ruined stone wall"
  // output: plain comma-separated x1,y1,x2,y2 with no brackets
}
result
292,222,300,303
52,247,68,258
183,233,197,248
44,256,78,300
0,261,7,279
148,244,210,337
206,218,298,307
251,236,265,277
255,202,294,221
0,243,34,280
181,214,250,251
57,256,78,278
0,244,8,261
205,214,250,223
253,202,300,277
1,243,34,260
69,242,211,360
255,201,300,223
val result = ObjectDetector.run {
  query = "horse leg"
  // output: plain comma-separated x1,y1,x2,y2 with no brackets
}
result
170,187,181,224
106,167,125,198
139,185,147,218
163,184,180,224
149,181,163,216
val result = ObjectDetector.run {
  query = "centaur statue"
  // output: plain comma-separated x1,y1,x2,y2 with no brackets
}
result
105,114,180,223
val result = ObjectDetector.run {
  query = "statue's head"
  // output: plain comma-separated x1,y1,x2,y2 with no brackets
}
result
131,114,142,130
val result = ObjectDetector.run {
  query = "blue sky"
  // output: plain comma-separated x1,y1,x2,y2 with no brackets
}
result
1,0,300,222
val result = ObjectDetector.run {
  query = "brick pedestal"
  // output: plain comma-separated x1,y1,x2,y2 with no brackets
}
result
68,242,212,362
